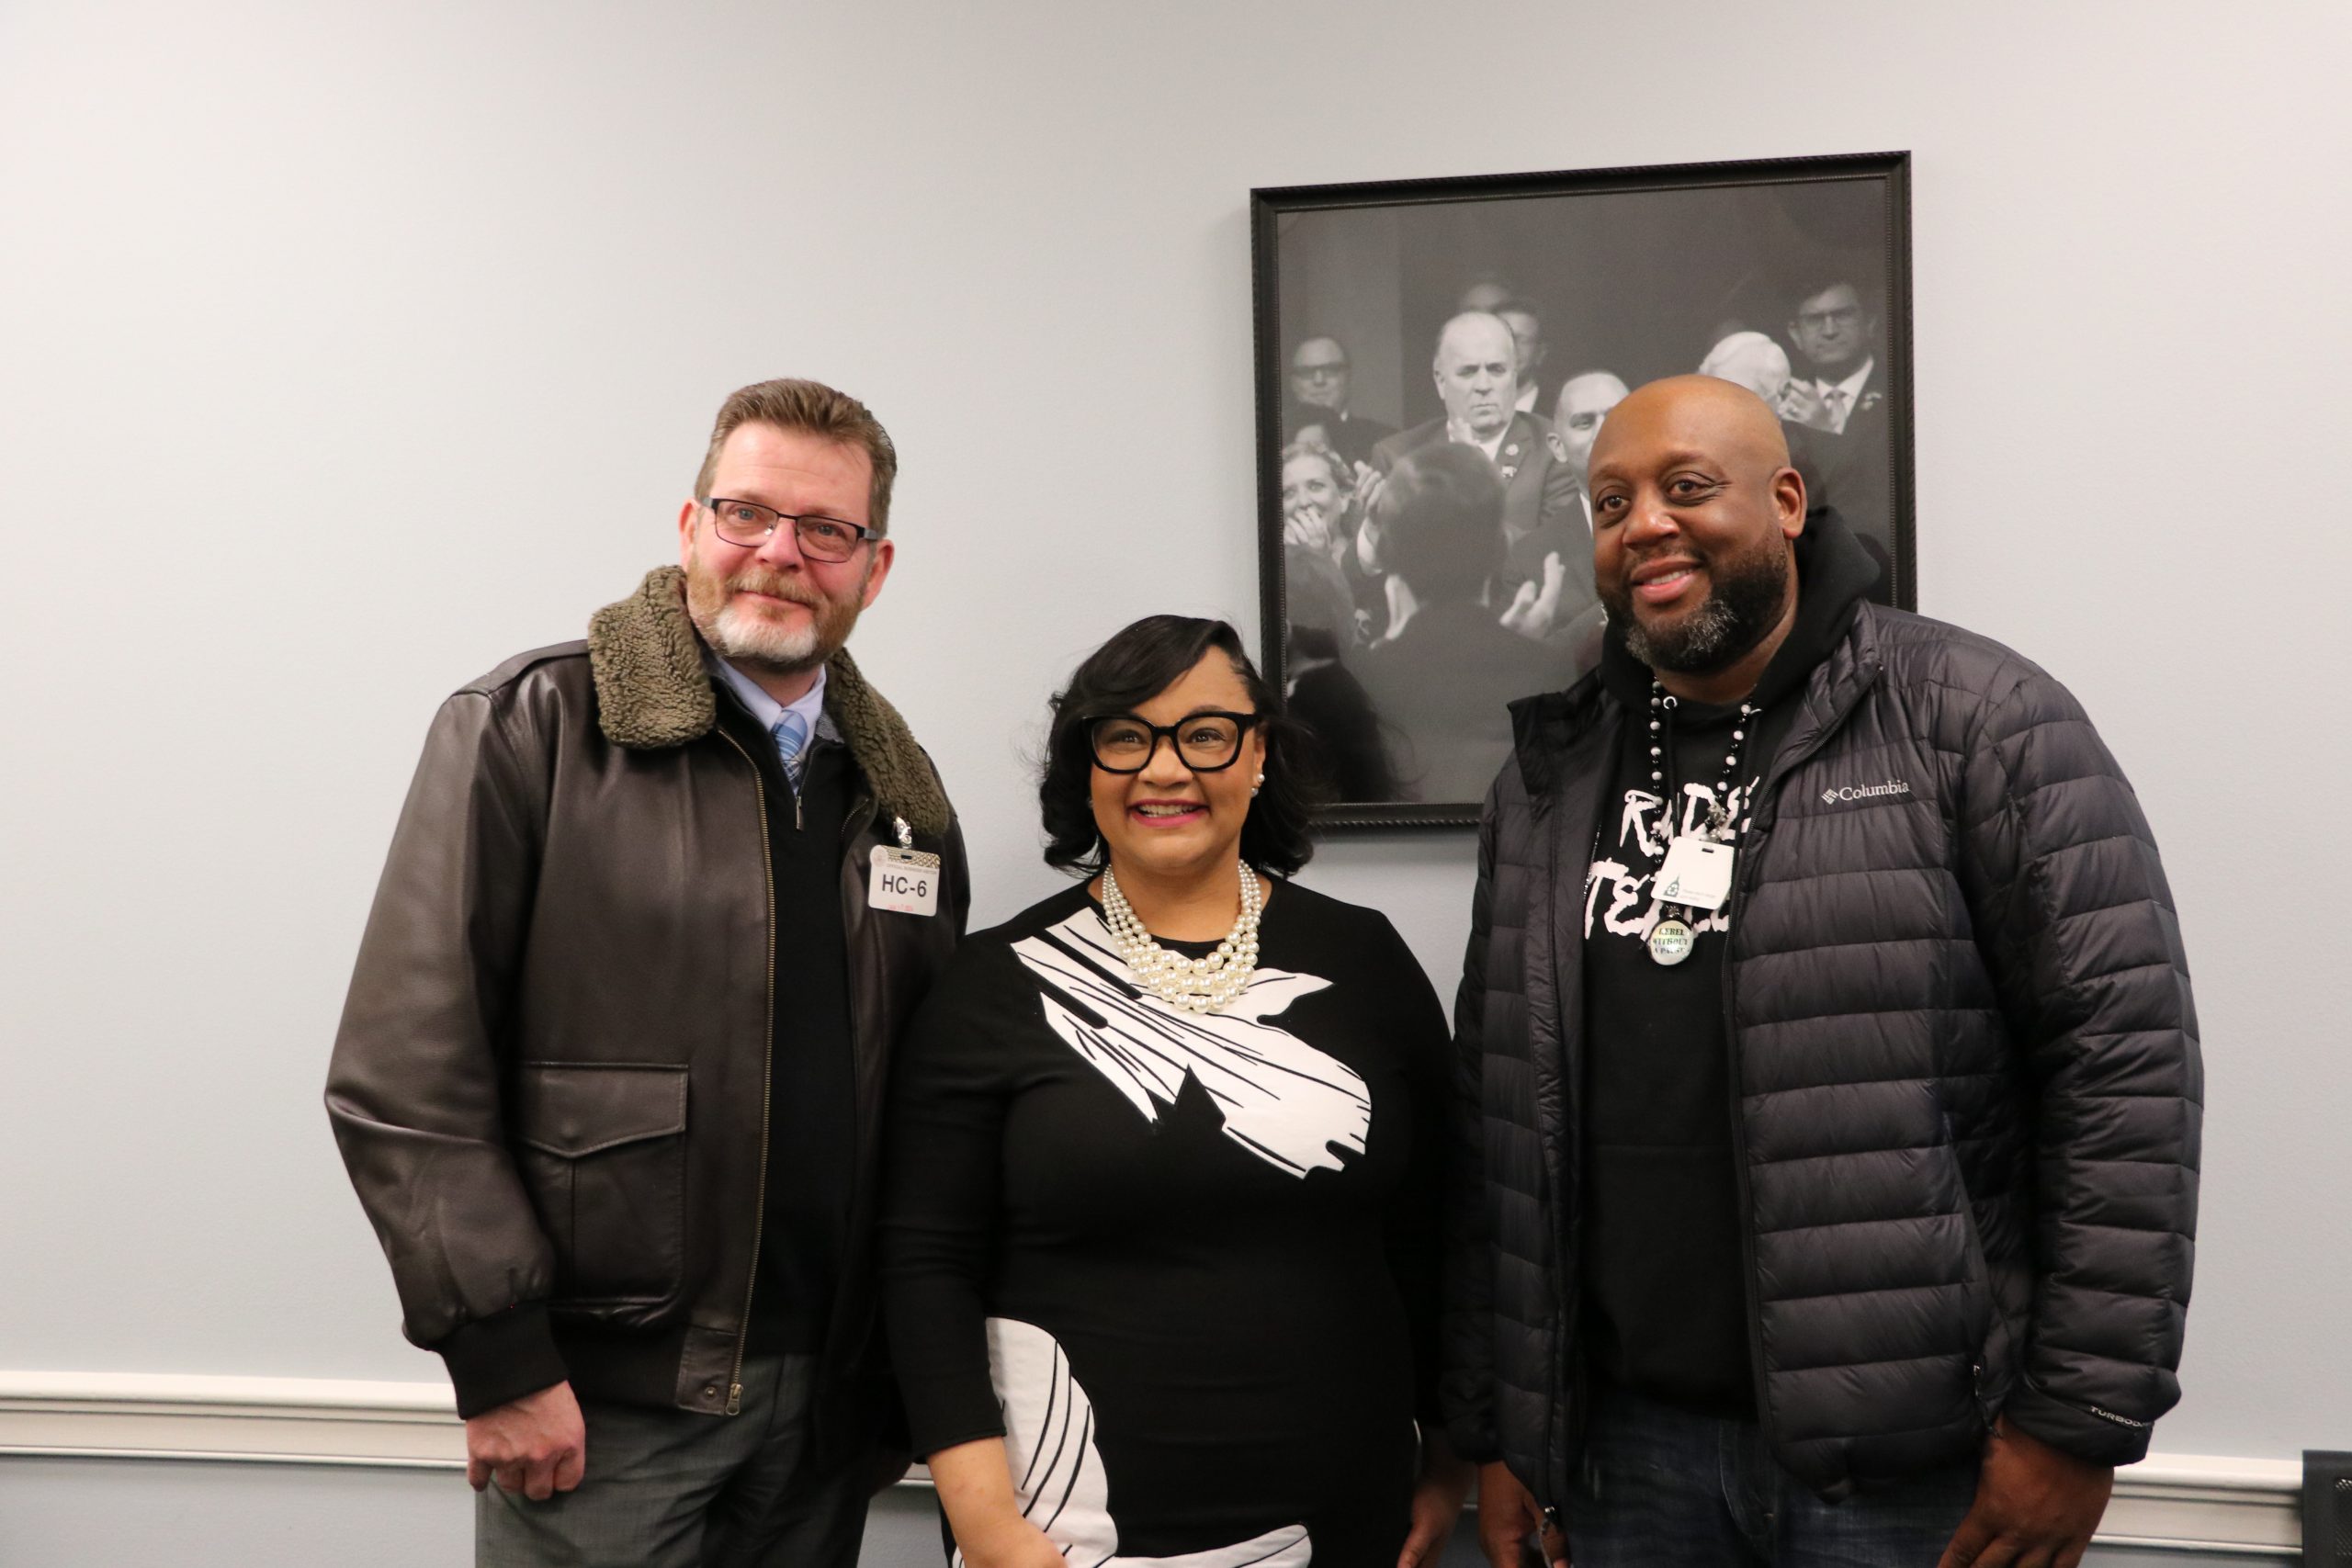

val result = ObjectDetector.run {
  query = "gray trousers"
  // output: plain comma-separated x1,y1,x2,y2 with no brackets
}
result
477,1354,870,1568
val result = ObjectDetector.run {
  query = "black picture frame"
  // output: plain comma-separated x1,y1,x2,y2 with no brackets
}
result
1252,151,1914,829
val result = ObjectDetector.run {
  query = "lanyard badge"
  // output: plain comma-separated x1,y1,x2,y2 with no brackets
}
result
1645,685,1756,967
868,815,940,916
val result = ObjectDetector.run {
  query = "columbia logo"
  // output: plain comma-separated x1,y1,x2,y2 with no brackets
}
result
1821,779,1913,805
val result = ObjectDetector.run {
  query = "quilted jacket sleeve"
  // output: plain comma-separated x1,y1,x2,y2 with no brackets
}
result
324,687,567,1416
1440,783,1506,1463
1956,660,2202,1466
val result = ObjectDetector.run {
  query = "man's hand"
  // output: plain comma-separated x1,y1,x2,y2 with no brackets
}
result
465,1381,586,1502
1937,1418,2113,1568
1777,380,1834,432
1498,553,1567,641
1476,1461,1566,1568
1396,1433,1476,1568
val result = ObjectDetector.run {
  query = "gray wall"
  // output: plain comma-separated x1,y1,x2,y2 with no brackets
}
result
1,0,2346,1561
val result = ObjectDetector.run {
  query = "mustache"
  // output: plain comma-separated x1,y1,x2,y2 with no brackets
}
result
724,569,824,607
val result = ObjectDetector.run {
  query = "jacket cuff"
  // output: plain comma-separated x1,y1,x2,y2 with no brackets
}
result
435,1302,569,1419
2000,1381,2153,1469
1444,1416,1502,1467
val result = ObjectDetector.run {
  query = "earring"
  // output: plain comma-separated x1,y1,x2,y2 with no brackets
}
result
1251,772,1265,797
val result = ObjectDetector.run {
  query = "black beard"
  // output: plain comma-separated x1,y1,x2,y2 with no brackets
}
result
1609,540,1791,675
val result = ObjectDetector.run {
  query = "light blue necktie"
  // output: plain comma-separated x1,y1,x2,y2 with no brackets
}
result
771,710,810,787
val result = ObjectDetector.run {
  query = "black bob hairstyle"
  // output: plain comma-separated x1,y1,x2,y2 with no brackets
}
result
1040,615,1325,877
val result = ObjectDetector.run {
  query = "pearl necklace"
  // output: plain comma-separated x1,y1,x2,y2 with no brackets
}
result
1099,863,1262,1014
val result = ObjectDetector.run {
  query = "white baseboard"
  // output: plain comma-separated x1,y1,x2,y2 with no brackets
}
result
0,1371,464,1469
0,1373,2302,1556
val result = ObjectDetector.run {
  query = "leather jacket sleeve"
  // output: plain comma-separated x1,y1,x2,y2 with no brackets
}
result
1958,661,2202,1466
325,686,569,1415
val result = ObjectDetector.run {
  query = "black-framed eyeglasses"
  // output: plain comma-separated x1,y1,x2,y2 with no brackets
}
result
703,498,882,563
1087,711,1262,773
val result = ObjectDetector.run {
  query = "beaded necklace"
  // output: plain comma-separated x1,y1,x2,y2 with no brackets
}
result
1099,863,1262,1013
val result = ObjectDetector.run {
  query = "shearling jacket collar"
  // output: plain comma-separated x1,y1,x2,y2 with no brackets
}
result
584,566,951,840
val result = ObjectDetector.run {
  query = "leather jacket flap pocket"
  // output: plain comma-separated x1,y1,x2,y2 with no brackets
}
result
514,1063,687,1158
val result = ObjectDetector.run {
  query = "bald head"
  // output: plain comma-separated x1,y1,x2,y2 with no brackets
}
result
1697,332,1793,406
1434,311,1515,370
1591,374,1792,479
1587,375,1806,691
1553,370,1631,478
1558,369,1630,412
1431,311,1520,440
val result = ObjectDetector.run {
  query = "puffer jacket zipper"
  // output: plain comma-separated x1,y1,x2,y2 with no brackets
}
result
1532,703,1613,1513
1718,660,1882,1452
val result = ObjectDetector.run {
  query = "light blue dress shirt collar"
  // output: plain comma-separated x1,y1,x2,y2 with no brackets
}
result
708,658,838,748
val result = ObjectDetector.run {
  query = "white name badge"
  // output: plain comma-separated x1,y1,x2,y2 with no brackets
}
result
1654,836,1735,912
867,845,941,916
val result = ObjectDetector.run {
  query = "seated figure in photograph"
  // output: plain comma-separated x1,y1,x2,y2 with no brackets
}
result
1699,327,1894,602
1277,439,1396,802
1448,375,2200,1568
1366,309,1595,631
1778,275,1894,560
1282,333,1396,468
1547,368,1630,533
1355,443,1588,804
1494,298,1552,416
879,615,1473,1568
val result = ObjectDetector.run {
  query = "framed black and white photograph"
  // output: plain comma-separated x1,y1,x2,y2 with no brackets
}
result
1252,152,1913,827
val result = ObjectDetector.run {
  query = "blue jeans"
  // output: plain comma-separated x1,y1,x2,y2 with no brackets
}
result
1564,1383,1980,1568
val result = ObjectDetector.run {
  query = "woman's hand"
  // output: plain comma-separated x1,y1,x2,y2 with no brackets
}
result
1284,505,1334,553
957,1512,1068,1568
1396,1430,1476,1568
927,1436,1066,1568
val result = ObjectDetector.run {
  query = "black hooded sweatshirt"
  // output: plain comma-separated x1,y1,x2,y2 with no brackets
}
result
1577,509,1883,1415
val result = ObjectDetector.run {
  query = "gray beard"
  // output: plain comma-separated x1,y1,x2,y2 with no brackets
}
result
1618,544,1791,675
1624,594,1746,672
701,599,824,672
684,540,871,676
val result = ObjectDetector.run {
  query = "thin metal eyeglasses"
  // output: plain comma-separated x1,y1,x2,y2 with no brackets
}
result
703,497,882,563
1087,711,1262,774
1793,306,1864,331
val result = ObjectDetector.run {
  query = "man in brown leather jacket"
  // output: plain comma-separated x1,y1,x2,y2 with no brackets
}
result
327,378,968,1567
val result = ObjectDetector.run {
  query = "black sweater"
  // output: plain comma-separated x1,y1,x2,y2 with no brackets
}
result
880,879,1449,1566
1576,514,1877,1412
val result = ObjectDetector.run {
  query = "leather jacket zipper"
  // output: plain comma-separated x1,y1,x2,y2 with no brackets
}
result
714,726,778,1415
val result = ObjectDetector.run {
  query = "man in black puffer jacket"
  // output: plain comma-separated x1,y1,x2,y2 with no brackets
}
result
1445,378,2199,1568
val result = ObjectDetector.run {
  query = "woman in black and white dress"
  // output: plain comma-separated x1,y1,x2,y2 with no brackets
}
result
878,615,1469,1568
